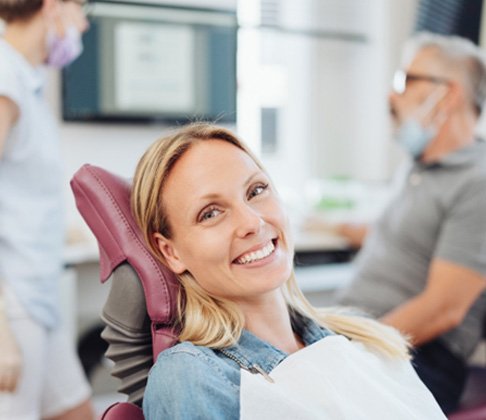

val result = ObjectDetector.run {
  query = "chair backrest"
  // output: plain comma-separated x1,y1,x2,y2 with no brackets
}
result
71,164,181,408
99,402,145,420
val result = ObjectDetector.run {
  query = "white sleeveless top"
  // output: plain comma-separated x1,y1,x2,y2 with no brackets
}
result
0,39,63,328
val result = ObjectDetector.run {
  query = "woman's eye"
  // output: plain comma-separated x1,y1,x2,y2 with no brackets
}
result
200,207,221,222
248,183,269,199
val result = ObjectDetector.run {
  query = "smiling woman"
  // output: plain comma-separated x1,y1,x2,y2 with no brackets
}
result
131,123,446,420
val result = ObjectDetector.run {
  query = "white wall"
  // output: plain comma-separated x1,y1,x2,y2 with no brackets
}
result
384,0,419,174
237,0,418,202
309,0,389,182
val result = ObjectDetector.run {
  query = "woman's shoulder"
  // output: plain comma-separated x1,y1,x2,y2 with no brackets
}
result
150,341,238,388
149,342,207,381
0,42,20,81
144,342,240,419
150,342,210,376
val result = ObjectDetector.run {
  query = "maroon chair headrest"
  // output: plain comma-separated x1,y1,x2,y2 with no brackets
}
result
70,164,179,326
100,402,144,420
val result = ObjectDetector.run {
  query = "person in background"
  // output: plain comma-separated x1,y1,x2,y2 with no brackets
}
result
0,0,94,418
132,123,446,419
333,32,486,414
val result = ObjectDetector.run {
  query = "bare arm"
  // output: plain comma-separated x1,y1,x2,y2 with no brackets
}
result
381,259,486,346
302,216,369,249
0,293,22,392
0,95,18,158
0,95,21,392
334,223,369,248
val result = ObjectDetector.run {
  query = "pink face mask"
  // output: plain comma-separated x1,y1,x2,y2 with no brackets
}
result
46,25,83,68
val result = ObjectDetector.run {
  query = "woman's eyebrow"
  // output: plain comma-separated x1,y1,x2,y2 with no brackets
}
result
196,171,263,202
243,170,263,187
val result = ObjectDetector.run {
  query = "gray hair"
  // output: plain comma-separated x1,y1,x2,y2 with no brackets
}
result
402,32,486,114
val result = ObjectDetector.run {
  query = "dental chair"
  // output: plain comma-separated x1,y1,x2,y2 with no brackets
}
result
71,164,486,420
71,164,180,419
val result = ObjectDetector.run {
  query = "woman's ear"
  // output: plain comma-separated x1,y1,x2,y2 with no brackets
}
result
153,233,187,274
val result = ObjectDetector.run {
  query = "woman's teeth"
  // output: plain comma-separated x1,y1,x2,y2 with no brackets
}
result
236,241,275,264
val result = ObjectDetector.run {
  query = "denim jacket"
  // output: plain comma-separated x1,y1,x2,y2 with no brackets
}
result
143,314,334,420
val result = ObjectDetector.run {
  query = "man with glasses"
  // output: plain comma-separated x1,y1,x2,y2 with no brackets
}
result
0,0,94,418
335,32,486,414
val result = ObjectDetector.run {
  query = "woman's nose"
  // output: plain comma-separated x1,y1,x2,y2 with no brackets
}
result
81,15,89,33
78,10,89,33
234,204,264,238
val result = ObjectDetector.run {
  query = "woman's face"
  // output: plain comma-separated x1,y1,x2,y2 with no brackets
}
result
155,140,294,303
45,0,89,38
60,0,89,34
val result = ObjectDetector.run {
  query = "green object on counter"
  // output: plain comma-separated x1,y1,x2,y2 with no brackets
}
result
315,197,355,210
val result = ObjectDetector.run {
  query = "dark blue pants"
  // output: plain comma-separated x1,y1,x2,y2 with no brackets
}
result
412,340,467,414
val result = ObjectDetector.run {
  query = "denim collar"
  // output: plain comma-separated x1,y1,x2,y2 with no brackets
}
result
217,313,333,375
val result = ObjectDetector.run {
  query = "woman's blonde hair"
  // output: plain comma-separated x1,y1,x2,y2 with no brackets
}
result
132,123,410,359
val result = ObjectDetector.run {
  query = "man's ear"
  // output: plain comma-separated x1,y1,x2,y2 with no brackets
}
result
442,81,463,113
430,83,459,126
153,233,187,274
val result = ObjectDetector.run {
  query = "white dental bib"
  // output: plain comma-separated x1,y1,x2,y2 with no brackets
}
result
240,335,446,419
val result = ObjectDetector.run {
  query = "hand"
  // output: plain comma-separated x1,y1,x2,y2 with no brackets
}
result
334,223,368,248
0,316,22,392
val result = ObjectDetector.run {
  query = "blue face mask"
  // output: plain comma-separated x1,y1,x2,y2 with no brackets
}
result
395,88,447,159
395,118,437,158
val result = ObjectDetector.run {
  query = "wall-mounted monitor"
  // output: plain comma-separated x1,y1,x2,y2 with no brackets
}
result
62,1,237,123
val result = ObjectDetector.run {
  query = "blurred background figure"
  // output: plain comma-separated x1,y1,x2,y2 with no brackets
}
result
0,0,94,418
333,32,486,414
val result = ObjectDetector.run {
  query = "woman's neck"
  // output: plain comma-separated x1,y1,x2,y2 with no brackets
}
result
239,292,305,354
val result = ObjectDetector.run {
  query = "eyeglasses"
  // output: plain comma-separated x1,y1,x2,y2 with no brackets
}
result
392,70,450,95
